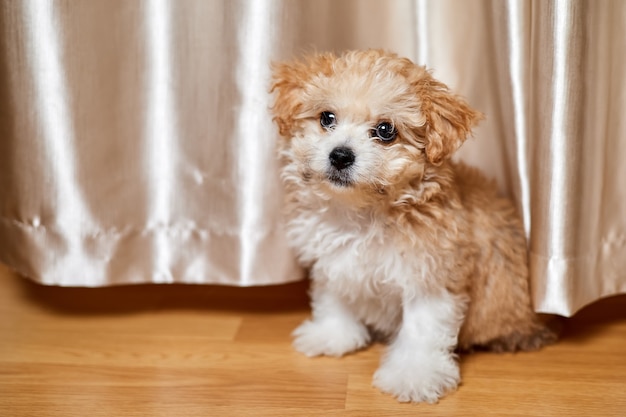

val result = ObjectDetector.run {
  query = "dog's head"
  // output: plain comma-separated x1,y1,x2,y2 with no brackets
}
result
270,50,482,202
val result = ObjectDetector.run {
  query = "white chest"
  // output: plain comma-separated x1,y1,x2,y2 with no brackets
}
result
288,207,392,270
287,206,426,332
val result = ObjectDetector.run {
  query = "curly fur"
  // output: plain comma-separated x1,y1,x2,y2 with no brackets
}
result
270,49,557,403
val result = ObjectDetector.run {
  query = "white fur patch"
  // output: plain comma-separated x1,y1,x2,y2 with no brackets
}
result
373,292,464,403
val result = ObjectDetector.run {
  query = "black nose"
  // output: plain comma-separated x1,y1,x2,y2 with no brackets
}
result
329,146,355,170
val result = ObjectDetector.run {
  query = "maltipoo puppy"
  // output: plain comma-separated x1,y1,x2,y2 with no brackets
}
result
270,50,557,403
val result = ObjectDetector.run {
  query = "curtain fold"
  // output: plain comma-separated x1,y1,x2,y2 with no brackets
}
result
1,0,624,316
527,0,626,315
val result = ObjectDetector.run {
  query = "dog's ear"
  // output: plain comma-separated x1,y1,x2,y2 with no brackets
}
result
415,73,484,165
270,53,335,138
270,61,304,137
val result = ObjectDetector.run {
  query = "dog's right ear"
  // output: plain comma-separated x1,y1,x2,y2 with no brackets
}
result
270,53,335,138
270,61,307,138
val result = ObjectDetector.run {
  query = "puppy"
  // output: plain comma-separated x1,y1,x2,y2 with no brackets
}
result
270,50,557,403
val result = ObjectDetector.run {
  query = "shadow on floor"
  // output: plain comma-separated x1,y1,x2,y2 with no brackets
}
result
559,293,626,343
7,267,626,342
11,272,311,316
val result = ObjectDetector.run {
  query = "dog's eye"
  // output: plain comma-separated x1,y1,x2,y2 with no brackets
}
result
320,111,337,129
373,121,397,142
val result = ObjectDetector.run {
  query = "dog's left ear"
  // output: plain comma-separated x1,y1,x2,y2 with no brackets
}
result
416,74,484,165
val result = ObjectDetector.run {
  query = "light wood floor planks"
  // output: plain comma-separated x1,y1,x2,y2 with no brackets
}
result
0,263,624,416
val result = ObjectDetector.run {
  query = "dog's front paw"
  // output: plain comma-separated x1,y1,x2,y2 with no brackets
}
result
373,351,460,403
292,319,370,357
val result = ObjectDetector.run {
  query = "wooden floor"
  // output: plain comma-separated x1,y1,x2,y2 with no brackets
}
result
0,264,624,416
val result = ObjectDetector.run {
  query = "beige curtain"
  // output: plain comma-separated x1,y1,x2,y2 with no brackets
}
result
0,0,624,316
